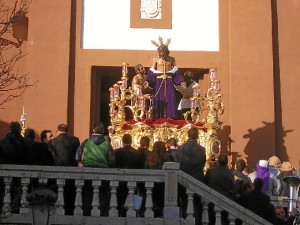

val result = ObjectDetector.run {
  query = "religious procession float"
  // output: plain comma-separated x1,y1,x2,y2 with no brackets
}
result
108,41,224,170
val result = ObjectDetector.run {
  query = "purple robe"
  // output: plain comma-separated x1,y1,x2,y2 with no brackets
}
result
147,66,183,119
256,164,270,193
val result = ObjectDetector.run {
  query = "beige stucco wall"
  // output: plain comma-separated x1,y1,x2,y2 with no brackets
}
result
1,0,299,169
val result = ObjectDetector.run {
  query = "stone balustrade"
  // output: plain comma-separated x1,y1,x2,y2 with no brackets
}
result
0,163,276,225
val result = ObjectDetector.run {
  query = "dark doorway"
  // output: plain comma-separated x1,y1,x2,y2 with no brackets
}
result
90,66,136,135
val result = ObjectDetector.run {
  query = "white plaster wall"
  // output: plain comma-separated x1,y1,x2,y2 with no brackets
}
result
82,0,219,51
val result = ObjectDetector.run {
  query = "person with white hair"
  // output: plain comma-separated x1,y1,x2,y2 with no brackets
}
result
268,155,281,177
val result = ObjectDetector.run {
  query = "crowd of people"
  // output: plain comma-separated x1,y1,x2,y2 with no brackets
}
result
0,121,298,224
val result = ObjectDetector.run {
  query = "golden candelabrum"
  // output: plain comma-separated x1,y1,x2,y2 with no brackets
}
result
183,68,224,169
109,63,152,131
184,68,224,125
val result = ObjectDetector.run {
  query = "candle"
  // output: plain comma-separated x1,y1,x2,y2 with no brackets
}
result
191,99,195,109
110,106,114,115
193,85,200,97
113,84,119,96
140,98,145,108
109,88,115,100
210,69,215,80
137,86,142,96
122,78,127,89
122,63,128,75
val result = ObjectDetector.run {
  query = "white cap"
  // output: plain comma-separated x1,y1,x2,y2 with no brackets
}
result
259,160,269,168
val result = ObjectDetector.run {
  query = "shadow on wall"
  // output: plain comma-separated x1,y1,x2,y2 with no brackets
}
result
243,121,292,170
218,125,243,170
218,125,234,156
0,120,10,139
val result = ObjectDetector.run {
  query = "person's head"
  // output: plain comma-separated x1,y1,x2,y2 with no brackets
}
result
167,137,177,149
218,154,228,166
280,161,293,173
188,127,199,140
153,141,167,153
157,44,170,59
134,64,146,75
275,206,286,221
140,136,150,148
122,133,132,145
41,130,53,143
253,177,264,191
268,156,281,168
10,121,21,134
147,141,167,168
24,128,35,140
56,124,68,135
92,122,104,134
241,181,254,193
242,166,250,175
236,159,247,172
183,71,193,83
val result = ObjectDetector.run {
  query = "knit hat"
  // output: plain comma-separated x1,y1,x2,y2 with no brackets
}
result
268,156,281,167
258,160,269,168
280,162,293,172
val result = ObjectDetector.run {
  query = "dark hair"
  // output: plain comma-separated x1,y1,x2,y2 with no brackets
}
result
218,154,228,166
122,133,132,145
243,165,250,173
40,130,52,142
134,64,143,74
10,121,21,133
188,127,199,140
57,124,68,133
253,177,264,191
140,136,150,148
157,44,170,55
236,159,247,171
184,71,193,80
146,141,167,168
241,181,252,193
167,137,177,147
24,128,35,140
93,122,104,134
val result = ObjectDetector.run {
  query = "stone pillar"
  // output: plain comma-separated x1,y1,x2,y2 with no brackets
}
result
163,162,179,218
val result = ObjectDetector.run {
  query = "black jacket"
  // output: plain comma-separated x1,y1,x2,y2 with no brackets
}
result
0,131,27,165
177,139,206,182
26,140,54,166
115,145,140,169
48,133,80,166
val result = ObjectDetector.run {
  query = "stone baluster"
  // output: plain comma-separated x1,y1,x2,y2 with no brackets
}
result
144,181,154,218
20,177,30,214
109,180,118,217
91,180,101,216
201,197,209,225
2,177,12,216
163,162,180,218
74,179,84,215
55,179,65,215
186,188,195,225
228,212,236,225
126,181,136,217
214,205,222,225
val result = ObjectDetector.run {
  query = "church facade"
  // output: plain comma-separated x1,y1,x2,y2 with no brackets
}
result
1,0,300,169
